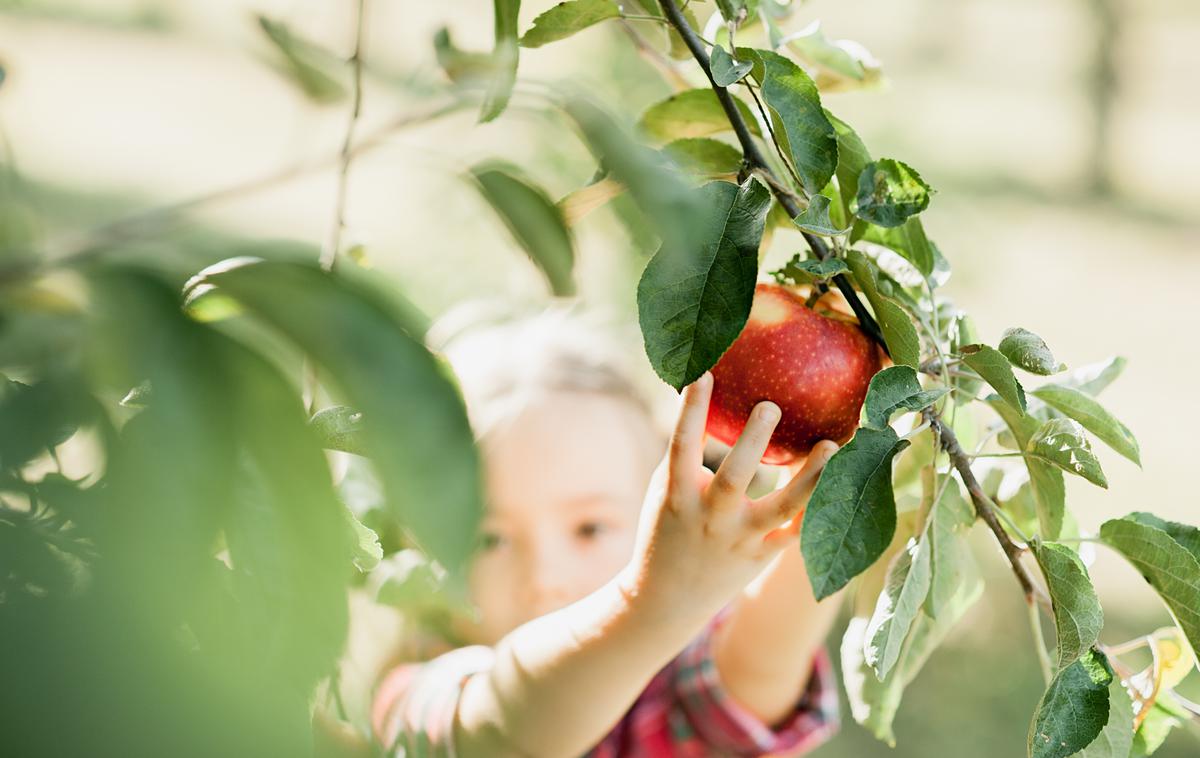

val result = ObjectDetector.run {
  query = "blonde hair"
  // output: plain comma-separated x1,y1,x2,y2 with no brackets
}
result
428,299,668,443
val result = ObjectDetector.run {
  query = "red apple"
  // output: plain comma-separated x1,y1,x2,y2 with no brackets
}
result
706,282,883,465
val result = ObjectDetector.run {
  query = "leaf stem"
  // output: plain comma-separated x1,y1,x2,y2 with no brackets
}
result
1101,635,1151,658
741,78,805,193
990,500,1033,545
1028,599,1054,685
923,278,954,413
655,0,888,354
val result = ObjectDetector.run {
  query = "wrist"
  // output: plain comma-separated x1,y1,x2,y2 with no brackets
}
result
612,563,715,652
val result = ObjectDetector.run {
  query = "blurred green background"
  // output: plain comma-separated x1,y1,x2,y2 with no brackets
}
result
1,0,1197,754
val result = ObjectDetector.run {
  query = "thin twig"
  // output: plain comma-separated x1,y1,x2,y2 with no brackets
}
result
617,19,692,92
1028,600,1054,685
656,0,887,353
306,0,368,415
16,100,467,282
925,408,1037,602
321,0,369,273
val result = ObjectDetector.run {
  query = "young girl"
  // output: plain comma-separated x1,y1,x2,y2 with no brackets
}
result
370,303,842,757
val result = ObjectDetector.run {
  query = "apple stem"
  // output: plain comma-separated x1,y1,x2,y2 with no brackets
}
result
656,0,889,356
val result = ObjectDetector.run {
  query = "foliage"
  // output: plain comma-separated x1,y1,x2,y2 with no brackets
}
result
1,0,1195,756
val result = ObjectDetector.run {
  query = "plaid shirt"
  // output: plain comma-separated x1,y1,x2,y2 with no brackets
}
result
372,612,839,758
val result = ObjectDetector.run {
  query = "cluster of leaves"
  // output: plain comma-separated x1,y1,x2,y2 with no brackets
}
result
0,256,482,755
449,0,1199,755
2,1,1196,756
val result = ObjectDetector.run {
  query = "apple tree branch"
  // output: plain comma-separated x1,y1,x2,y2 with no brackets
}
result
655,0,886,353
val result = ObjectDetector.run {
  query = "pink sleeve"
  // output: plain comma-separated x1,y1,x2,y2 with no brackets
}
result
371,645,495,758
665,613,840,757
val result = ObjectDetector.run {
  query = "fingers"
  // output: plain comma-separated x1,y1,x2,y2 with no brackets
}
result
707,401,781,511
748,440,838,532
667,372,713,488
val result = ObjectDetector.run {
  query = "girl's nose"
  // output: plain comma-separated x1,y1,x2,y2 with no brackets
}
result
521,543,574,614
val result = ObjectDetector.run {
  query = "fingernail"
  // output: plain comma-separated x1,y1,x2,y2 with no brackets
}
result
822,443,838,462
757,402,781,423
697,372,713,390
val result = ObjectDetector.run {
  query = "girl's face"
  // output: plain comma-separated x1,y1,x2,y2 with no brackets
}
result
458,391,661,645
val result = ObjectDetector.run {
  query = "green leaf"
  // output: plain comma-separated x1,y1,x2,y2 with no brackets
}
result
1060,356,1127,397
256,16,346,103
637,89,762,144
999,327,1066,375
745,48,838,195
827,112,871,225
1027,418,1108,488
480,0,521,122
960,344,1027,414
565,98,703,261
0,378,87,472
374,548,465,618
714,0,750,24
782,21,866,81
88,269,237,601
861,218,934,278
845,250,920,369
190,259,483,575
665,6,700,61
470,163,576,296
220,339,351,686
1101,515,1200,669
519,0,619,48
710,44,753,86
802,426,910,600
1028,649,1114,758
923,473,977,618
1033,541,1104,668
863,366,948,430
855,159,932,228
1125,512,1200,564
865,534,932,679
844,563,983,745
987,397,1067,539
661,138,744,175
791,194,849,235
949,313,984,398
309,405,366,456
770,253,849,286
1132,689,1188,756
433,27,497,83
1031,384,1140,466
637,179,772,389
344,505,382,573
1077,675,1134,758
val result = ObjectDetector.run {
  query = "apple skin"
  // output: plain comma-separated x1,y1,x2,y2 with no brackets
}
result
705,282,883,465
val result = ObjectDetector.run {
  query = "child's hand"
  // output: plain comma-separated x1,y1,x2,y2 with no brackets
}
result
618,372,834,631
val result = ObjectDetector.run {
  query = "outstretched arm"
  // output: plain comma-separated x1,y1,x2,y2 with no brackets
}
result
714,445,844,727
448,375,827,758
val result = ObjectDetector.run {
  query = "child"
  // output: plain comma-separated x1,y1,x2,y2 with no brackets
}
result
370,303,842,757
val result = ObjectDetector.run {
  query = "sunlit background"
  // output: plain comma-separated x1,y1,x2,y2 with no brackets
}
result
1,0,1197,754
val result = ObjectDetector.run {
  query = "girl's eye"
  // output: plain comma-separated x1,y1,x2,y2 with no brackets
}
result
576,522,606,541
479,531,508,552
